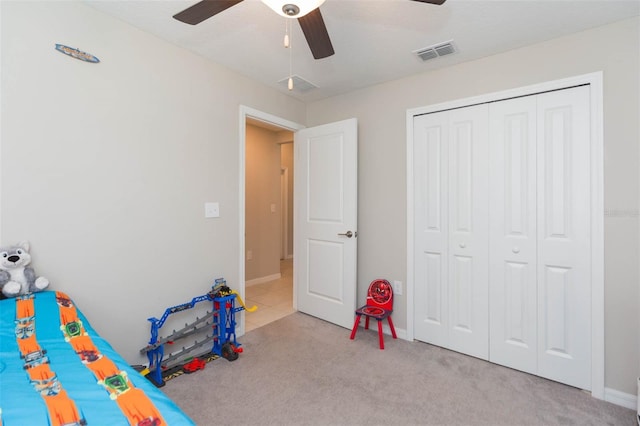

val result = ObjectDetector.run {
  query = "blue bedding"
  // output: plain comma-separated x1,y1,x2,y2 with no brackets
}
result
0,291,195,425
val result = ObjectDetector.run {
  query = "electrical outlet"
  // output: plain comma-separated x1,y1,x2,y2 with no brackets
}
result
393,280,403,296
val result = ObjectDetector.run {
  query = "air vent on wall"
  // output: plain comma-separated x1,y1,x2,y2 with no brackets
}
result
413,40,457,62
277,75,318,93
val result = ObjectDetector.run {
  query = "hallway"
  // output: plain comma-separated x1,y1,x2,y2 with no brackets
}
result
244,259,294,332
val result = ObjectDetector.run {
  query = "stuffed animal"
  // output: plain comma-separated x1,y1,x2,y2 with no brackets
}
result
0,242,49,299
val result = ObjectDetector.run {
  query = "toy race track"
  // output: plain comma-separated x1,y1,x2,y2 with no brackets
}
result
140,278,250,387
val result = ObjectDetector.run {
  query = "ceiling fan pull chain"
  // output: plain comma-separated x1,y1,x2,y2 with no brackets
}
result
288,18,294,90
284,18,290,48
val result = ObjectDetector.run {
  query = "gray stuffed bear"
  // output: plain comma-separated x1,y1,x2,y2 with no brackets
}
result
0,242,50,299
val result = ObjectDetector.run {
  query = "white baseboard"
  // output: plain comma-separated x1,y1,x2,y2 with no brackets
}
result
245,273,281,287
604,387,637,410
354,320,407,341
387,324,407,340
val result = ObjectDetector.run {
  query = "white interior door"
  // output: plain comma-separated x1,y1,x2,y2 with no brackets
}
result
294,118,358,329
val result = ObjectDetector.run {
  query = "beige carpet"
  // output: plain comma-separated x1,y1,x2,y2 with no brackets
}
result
163,312,634,425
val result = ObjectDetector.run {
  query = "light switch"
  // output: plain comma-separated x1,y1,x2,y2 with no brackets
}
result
393,280,403,296
270,203,276,213
205,202,220,218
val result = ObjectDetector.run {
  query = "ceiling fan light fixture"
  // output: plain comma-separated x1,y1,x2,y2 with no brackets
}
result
261,0,326,18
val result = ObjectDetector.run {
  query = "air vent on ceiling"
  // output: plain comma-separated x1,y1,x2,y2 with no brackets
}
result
413,40,457,62
277,75,318,93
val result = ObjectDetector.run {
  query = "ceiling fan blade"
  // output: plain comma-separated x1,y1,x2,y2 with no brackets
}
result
410,0,447,5
297,8,335,60
174,0,244,25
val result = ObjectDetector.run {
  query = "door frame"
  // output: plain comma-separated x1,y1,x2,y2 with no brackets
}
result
239,105,305,335
406,72,604,399
281,166,289,260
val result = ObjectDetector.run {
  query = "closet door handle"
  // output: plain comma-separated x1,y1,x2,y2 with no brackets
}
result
512,246,520,254
459,242,466,248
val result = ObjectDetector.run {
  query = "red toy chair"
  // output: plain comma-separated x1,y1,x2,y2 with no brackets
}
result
349,279,397,349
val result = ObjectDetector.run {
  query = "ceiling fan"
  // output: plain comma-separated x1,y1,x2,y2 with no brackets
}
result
173,0,447,60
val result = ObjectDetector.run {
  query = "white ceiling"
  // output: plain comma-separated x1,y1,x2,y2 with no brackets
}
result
85,0,640,102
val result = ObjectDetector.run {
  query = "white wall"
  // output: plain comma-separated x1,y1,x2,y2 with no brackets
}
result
280,142,294,259
1,1,305,363
307,18,640,395
245,124,282,281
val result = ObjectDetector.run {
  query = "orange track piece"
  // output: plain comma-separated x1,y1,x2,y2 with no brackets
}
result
43,392,85,426
117,389,167,426
69,335,98,353
17,335,41,357
26,364,55,381
85,356,120,381
16,297,35,318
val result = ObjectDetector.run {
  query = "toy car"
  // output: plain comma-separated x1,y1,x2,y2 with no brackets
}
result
182,358,206,373
77,349,102,364
137,417,161,426
221,342,241,361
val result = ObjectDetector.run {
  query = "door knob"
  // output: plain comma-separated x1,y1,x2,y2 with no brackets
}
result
338,231,354,238
459,242,466,248
512,246,520,253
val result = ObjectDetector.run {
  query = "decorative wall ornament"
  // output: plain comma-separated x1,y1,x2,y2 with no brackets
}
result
55,44,100,63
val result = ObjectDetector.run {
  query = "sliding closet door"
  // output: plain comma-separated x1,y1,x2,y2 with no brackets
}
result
536,86,591,390
488,96,538,375
414,105,489,359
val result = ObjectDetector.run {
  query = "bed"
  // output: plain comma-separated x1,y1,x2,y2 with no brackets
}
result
0,291,195,426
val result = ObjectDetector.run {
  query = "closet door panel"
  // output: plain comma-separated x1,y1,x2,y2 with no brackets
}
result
447,105,489,359
537,86,591,390
489,97,538,374
414,112,449,347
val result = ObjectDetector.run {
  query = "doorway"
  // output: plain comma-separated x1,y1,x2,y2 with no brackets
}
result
239,106,304,334
239,107,359,333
